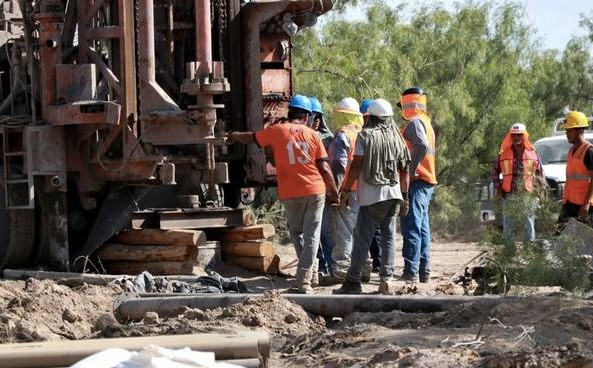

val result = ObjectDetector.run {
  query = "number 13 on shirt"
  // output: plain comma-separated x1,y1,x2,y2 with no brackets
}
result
286,141,311,165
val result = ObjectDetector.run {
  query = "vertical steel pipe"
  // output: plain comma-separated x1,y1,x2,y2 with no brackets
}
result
195,0,212,77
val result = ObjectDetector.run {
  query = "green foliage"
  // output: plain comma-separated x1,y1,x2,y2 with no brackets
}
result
430,183,479,235
243,189,291,243
479,194,590,292
294,0,593,235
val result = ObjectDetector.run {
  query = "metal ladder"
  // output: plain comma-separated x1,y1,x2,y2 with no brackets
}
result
2,126,33,209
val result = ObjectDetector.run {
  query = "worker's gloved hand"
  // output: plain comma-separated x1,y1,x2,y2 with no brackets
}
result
399,199,409,217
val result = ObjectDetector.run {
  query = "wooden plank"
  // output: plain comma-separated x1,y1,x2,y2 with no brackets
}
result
227,255,280,274
105,261,193,275
207,224,275,241
222,241,274,257
114,229,205,246
96,243,194,262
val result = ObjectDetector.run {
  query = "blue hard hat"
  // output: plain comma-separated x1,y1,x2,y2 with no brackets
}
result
360,99,374,114
309,97,323,114
288,95,312,113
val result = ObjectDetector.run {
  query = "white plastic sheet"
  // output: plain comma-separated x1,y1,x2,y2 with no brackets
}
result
70,345,245,368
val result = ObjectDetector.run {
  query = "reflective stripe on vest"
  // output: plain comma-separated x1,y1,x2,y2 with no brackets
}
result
564,142,593,205
402,117,437,185
340,125,360,191
498,149,539,194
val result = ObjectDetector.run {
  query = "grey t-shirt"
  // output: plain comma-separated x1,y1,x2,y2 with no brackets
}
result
402,117,429,176
354,135,402,207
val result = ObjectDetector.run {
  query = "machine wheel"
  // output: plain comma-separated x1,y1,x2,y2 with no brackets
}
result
0,177,36,269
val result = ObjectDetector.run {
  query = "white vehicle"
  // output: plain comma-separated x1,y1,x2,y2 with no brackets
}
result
534,117,593,201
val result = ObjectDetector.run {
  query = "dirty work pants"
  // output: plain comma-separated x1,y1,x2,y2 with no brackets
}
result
502,196,536,242
317,205,334,274
283,194,325,286
330,191,359,280
401,180,434,279
346,199,399,283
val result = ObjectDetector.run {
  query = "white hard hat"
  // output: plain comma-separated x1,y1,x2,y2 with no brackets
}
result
368,98,394,117
509,123,527,134
336,97,360,113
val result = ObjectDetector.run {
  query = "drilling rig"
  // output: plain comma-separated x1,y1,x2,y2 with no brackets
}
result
0,0,333,271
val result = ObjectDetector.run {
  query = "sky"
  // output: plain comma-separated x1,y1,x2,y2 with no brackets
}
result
343,0,592,51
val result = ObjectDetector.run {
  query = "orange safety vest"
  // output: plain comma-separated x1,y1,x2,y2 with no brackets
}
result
339,125,360,192
498,149,539,194
402,117,437,185
564,142,593,205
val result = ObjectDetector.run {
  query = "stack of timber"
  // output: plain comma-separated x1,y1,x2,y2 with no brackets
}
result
96,229,206,275
207,224,280,274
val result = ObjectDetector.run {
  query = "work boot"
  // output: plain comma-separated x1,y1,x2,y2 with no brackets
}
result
361,258,372,282
319,273,345,286
296,269,312,294
401,273,419,283
311,262,319,287
419,274,430,283
332,280,362,294
378,280,393,295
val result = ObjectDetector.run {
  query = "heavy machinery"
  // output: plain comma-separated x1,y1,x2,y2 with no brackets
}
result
0,0,332,271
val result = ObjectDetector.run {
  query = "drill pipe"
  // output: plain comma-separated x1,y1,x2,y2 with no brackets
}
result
114,293,517,322
0,333,270,368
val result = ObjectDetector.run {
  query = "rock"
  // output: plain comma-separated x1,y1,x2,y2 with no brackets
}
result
143,311,160,325
93,313,119,332
62,308,82,323
284,313,298,324
184,309,208,321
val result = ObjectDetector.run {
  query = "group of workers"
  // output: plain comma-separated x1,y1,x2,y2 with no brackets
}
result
228,87,437,294
493,111,593,242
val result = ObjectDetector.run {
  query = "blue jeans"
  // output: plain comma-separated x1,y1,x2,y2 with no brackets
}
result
401,180,435,279
346,199,399,283
502,196,536,242
317,205,334,274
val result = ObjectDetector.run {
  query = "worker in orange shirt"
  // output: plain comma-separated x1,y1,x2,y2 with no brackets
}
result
559,111,593,225
228,95,339,293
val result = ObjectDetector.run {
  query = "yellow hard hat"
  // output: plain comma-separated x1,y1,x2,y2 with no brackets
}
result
563,111,589,130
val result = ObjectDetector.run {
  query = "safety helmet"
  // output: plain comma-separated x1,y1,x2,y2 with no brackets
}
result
509,123,527,134
309,96,323,114
335,97,360,113
368,98,394,117
360,99,374,115
288,95,312,113
563,111,589,130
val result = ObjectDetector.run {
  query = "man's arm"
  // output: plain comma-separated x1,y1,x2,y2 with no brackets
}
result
580,147,593,217
329,131,350,187
340,155,363,192
316,159,339,204
403,119,429,179
491,157,503,197
228,131,256,145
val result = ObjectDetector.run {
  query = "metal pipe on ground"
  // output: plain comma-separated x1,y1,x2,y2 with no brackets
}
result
114,293,519,322
0,333,270,368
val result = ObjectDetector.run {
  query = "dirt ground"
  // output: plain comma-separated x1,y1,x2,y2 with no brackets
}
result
1,233,593,367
